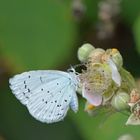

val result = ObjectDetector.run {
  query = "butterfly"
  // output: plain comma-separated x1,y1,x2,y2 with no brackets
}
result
9,68,80,123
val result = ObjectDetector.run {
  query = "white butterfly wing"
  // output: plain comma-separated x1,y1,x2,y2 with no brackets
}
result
9,70,79,123
69,91,79,112
9,70,68,105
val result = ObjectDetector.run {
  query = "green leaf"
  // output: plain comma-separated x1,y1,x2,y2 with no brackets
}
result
121,0,140,25
133,16,140,55
0,0,77,71
84,0,99,24
70,99,140,140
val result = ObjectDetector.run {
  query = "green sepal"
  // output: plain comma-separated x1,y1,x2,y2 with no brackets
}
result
119,67,136,93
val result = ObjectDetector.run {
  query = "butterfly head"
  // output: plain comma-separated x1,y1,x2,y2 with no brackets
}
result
67,67,80,88
67,67,76,73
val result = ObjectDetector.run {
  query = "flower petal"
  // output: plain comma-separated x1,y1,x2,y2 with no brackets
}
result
108,59,121,86
82,84,102,106
126,114,140,125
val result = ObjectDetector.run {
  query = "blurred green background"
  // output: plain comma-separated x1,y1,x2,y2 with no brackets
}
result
0,0,140,140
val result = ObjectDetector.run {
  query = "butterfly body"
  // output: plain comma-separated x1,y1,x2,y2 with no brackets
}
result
9,70,79,123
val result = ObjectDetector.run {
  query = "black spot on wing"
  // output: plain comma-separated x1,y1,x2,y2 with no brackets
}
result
25,85,27,89
26,96,29,99
40,76,43,83
57,113,62,116
28,88,30,92
64,100,67,102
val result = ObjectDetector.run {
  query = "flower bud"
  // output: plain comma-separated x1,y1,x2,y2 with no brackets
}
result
77,43,95,62
111,91,129,111
88,48,105,64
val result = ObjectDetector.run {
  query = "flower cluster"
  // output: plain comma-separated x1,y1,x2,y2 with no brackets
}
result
77,43,140,125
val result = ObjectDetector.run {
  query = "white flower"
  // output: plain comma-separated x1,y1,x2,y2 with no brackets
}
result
81,61,121,106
